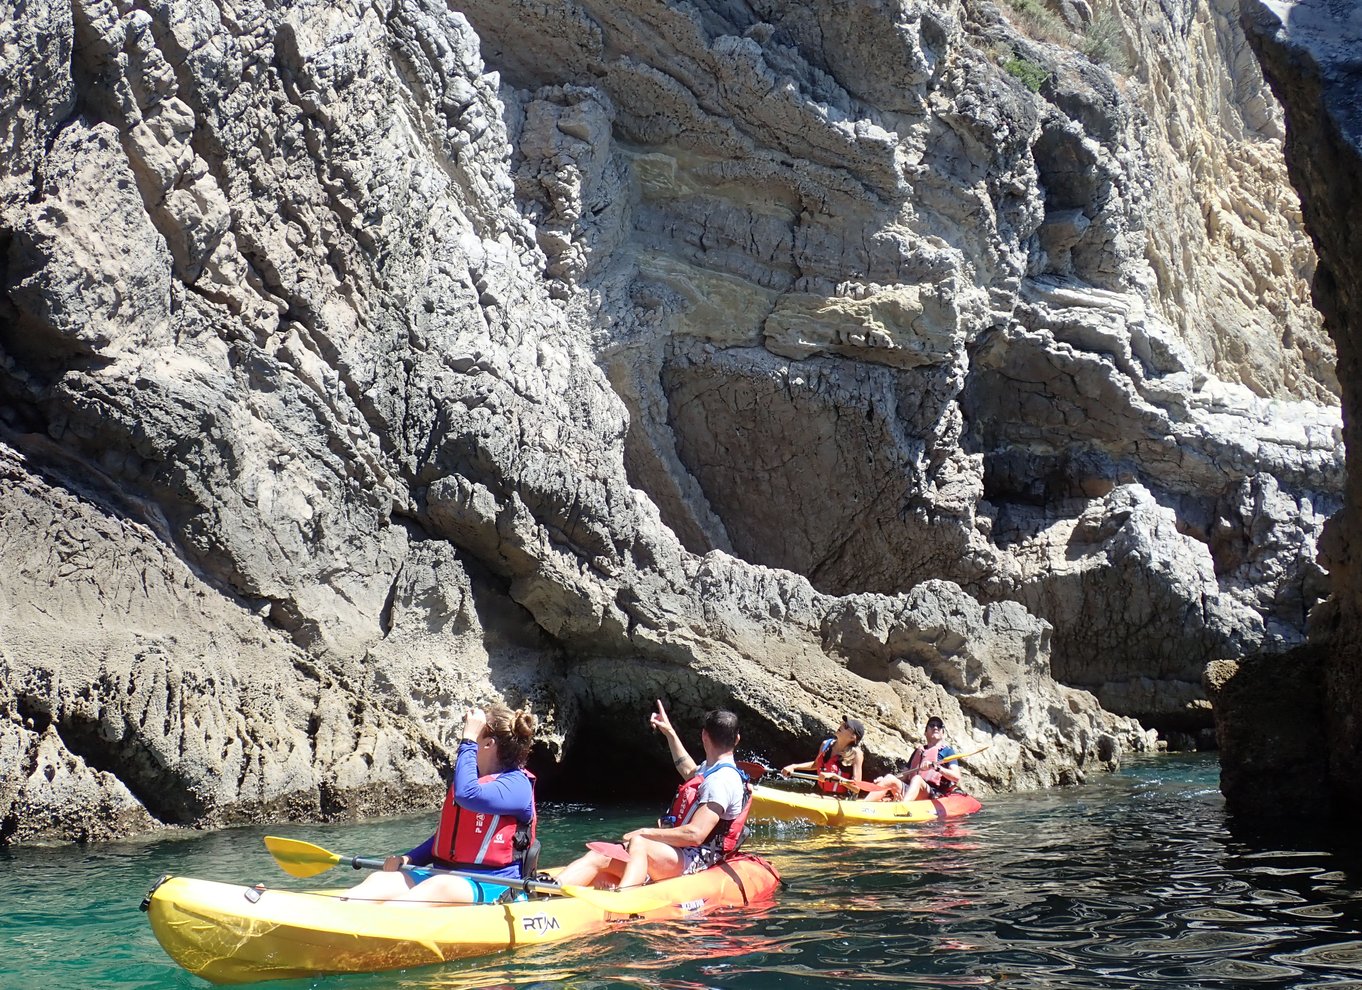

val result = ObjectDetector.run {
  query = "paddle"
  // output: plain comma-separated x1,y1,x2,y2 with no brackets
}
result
875,742,994,794
586,840,630,863
262,836,670,913
736,760,770,782
787,771,892,795
899,742,992,778
789,742,992,796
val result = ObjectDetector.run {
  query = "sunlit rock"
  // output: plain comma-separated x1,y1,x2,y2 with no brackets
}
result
0,0,1343,840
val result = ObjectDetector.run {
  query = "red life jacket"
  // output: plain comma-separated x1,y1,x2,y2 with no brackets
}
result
909,745,955,793
432,769,536,870
812,738,854,796
663,762,752,855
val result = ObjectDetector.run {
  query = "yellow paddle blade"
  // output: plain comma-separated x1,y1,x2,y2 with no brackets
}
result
263,835,344,878
941,742,993,765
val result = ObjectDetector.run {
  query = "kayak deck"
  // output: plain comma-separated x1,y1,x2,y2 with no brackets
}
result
144,854,781,984
749,784,982,825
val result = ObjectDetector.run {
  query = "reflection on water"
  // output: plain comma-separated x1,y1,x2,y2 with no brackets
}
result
1,754,1360,989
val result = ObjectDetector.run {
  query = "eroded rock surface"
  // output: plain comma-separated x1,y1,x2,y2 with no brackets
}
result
1233,0,1362,818
487,0,1341,729
0,0,1341,841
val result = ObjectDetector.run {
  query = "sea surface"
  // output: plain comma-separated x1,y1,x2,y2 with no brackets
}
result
3,753,1361,989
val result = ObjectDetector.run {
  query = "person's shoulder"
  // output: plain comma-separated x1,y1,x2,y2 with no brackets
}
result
503,767,535,807
701,761,744,785
700,763,745,803
718,763,748,791
496,766,534,790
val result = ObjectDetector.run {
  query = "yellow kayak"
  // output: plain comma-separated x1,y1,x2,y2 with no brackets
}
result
143,854,782,984
749,784,982,825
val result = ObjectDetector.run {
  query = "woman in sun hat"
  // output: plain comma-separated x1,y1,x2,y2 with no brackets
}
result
780,715,866,797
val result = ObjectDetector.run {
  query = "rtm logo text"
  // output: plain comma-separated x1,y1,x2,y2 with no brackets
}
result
521,915,562,933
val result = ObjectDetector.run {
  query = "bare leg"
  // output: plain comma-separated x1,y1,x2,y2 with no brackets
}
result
901,775,930,802
618,837,683,889
865,775,902,803
390,875,478,904
553,850,618,888
345,870,418,902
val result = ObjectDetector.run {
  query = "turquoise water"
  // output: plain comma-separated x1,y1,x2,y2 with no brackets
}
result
3,754,1361,989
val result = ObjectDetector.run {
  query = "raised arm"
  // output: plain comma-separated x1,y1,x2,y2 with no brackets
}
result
651,700,696,778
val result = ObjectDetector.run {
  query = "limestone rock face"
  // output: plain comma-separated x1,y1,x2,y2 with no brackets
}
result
483,0,1341,729
0,0,1339,841
0,440,532,840
1238,0,1362,818
1133,0,1335,404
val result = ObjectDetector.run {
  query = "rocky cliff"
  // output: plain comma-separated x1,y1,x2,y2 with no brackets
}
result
0,0,1340,842
1210,0,1361,820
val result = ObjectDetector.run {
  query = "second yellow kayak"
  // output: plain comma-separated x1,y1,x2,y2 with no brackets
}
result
749,784,982,825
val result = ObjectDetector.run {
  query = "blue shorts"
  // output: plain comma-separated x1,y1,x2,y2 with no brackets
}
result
406,869,528,904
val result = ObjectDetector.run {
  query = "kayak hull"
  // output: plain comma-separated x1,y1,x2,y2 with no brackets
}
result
749,784,982,825
145,853,781,984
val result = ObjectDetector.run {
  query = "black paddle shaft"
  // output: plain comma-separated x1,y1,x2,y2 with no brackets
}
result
350,856,390,870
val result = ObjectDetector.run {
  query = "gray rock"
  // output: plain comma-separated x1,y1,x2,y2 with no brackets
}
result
1239,0,1362,819
0,0,1342,841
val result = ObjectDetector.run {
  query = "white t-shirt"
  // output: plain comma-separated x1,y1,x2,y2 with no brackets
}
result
683,760,747,825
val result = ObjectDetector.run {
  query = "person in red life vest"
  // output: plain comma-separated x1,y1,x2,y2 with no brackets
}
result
779,715,865,796
866,715,961,802
346,703,538,904
555,700,751,890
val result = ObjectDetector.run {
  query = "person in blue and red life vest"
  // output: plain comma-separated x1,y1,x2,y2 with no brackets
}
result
779,716,866,796
555,701,751,890
345,703,537,904
866,715,961,802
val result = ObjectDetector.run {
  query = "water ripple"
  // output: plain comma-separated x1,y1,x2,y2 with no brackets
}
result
4,755,1362,990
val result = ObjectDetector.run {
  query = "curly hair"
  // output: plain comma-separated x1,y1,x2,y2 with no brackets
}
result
484,702,537,770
